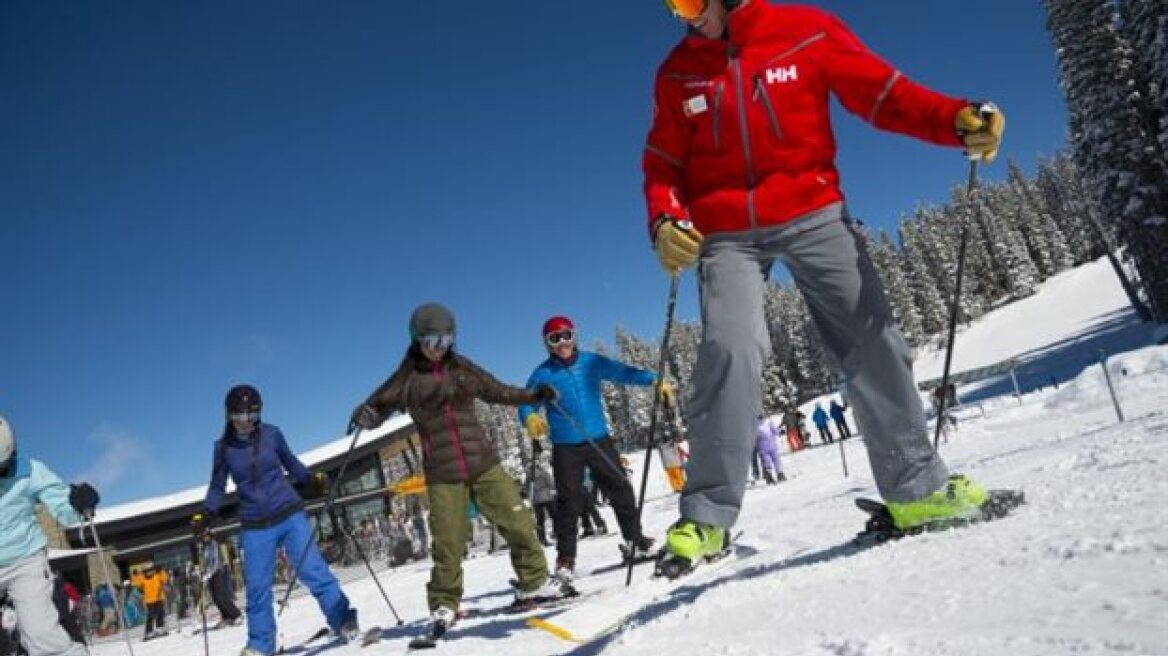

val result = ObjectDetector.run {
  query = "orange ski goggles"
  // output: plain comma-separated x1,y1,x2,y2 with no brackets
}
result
662,0,708,21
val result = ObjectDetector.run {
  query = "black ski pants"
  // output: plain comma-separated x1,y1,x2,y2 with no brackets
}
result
552,438,641,561
208,570,241,621
143,602,165,636
533,501,555,544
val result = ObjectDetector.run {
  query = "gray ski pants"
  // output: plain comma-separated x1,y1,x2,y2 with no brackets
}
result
681,203,950,528
0,551,87,656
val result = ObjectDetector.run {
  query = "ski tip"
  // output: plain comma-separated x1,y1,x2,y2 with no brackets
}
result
527,617,579,642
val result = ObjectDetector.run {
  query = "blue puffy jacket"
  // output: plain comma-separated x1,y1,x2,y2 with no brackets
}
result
203,423,311,527
519,350,656,445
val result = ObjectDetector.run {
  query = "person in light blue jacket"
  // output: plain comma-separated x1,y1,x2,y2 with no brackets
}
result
518,315,671,579
0,415,98,656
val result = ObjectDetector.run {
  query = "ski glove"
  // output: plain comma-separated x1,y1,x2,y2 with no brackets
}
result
69,483,100,516
525,414,550,440
653,216,703,274
351,403,383,431
190,512,216,536
533,384,559,402
954,102,1005,163
657,381,676,407
301,472,330,500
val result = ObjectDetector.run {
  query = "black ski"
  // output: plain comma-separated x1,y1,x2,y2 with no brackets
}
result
853,488,1025,546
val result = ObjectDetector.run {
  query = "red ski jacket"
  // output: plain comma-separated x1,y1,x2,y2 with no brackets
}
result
642,2,968,238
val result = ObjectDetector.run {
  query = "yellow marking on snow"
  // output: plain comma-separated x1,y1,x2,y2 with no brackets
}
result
527,617,578,642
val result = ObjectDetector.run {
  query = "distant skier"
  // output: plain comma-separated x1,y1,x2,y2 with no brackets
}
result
527,445,557,547
829,399,852,438
519,315,666,580
781,408,807,452
577,467,609,539
0,415,97,656
641,0,1006,569
190,513,242,629
811,404,835,444
202,384,359,656
350,303,569,641
754,415,786,484
131,565,168,640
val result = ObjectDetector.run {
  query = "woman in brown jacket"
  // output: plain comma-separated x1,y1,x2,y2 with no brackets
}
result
351,303,567,640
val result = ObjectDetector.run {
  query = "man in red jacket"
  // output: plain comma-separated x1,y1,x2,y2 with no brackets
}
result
643,0,1006,564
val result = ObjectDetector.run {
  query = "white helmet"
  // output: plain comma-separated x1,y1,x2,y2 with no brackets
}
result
0,415,13,464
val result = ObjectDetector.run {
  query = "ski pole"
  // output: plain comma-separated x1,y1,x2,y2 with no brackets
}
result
626,274,682,587
84,513,136,656
934,159,978,450
276,426,405,626
547,400,628,482
197,577,209,656
837,436,849,478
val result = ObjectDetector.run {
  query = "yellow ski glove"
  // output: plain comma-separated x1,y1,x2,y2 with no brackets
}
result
954,102,1005,163
653,216,703,274
525,414,549,440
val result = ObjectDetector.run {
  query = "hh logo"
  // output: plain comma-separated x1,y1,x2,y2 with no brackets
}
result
764,65,798,85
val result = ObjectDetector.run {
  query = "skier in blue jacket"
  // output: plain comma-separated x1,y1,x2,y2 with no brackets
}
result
519,316,670,579
811,403,835,444
202,385,358,656
0,415,98,656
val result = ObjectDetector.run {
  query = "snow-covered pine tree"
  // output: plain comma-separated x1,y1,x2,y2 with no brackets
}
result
1118,0,1168,164
1035,154,1106,263
1006,159,1073,278
927,200,990,322
594,339,638,451
1045,0,1168,321
475,400,526,482
867,230,924,345
983,183,1041,299
614,326,659,448
898,217,949,338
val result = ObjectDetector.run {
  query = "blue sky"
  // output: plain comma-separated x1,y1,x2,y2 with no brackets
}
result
0,1,1068,506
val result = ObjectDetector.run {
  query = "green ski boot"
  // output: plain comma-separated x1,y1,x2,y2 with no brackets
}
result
885,474,989,530
656,520,726,579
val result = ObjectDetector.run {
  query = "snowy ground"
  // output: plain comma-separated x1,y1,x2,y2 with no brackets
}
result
90,259,1168,655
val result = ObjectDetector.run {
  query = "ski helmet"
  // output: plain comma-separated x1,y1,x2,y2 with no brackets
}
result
409,303,456,339
541,315,575,338
0,415,13,467
224,384,262,415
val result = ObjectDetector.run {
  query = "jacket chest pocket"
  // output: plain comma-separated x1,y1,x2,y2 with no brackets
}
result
675,78,726,154
751,73,784,143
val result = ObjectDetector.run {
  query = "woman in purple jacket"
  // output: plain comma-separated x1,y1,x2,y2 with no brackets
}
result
754,415,786,485
202,385,357,656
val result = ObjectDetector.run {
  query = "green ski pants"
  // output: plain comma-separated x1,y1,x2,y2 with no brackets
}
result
425,464,549,611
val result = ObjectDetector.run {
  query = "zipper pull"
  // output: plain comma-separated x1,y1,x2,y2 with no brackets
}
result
752,75,761,101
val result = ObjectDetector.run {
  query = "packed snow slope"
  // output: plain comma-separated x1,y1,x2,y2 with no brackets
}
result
90,258,1166,655
912,256,1158,402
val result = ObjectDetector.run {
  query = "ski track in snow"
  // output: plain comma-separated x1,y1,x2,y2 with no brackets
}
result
88,261,1168,656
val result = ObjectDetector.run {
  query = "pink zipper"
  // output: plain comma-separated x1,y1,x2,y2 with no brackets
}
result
434,364,470,481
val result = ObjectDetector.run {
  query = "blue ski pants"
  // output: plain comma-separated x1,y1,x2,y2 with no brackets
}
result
239,512,352,655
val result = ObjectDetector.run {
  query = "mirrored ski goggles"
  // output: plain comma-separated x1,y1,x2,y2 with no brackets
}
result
417,334,455,350
229,411,260,424
662,0,708,21
545,329,575,346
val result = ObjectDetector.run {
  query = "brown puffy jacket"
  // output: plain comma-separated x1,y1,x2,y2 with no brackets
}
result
362,349,538,485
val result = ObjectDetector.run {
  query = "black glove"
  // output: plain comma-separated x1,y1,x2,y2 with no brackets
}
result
190,512,216,537
300,472,330,500
351,403,382,431
533,384,559,402
69,483,100,516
